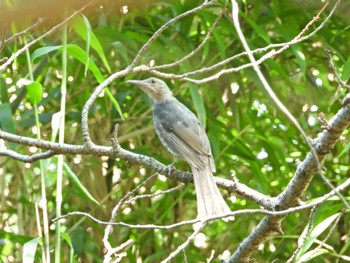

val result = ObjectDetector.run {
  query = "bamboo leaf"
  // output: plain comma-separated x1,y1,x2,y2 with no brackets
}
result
22,237,39,263
63,162,100,205
188,83,206,129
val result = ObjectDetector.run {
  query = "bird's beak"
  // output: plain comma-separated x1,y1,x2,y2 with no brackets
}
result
127,79,147,88
127,79,153,94
127,79,141,85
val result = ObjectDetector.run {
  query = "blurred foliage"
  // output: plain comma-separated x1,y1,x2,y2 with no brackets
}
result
0,0,350,262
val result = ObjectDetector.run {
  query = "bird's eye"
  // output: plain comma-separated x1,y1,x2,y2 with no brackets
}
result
151,79,155,84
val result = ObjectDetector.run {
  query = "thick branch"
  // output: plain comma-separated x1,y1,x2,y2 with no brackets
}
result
226,103,350,262
0,129,271,208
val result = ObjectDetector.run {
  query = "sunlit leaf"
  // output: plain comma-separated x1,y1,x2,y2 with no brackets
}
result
32,45,104,83
32,45,62,62
298,248,329,262
22,237,39,263
70,15,111,73
82,15,91,76
296,213,340,260
188,83,206,129
66,44,104,83
292,46,307,75
22,79,43,104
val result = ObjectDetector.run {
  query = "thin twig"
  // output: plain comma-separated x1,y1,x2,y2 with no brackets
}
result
152,3,227,70
146,0,339,84
0,17,45,53
183,249,188,263
103,239,134,263
0,6,87,72
160,222,206,263
103,173,159,256
81,68,131,146
325,49,350,90
0,149,56,162
129,0,214,68
207,250,216,263
126,183,185,203
286,206,318,263
53,177,350,229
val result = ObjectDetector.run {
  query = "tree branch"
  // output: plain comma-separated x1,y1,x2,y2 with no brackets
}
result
0,148,56,162
53,176,350,228
0,17,44,53
129,0,214,68
0,128,272,208
226,99,350,262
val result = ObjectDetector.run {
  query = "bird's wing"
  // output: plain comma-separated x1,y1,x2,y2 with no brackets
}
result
168,131,207,170
154,100,213,170
173,100,211,155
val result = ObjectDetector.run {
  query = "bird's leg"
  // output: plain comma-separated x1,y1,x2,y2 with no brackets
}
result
165,157,178,175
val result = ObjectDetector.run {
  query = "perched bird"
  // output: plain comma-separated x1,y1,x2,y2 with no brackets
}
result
127,77,231,219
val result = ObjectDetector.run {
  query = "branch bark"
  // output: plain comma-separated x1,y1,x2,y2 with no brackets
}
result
226,102,350,262
0,129,272,208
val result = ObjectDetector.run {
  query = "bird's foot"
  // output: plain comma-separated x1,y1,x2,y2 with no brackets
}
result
165,160,176,175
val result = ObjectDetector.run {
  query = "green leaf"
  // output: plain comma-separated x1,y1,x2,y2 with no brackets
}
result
63,162,100,205
66,45,123,116
31,44,123,120
105,88,124,120
341,55,350,82
70,15,111,73
0,103,16,149
111,41,129,64
266,59,291,80
0,231,32,245
0,103,15,134
22,79,43,104
61,232,75,263
298,248,329,262
82,15,91,76
0,76,8,103
337,142,350,158
66,44,104,83
291,46,307,75
32,45,104,83
212,31,226,60
297,213,340,260
22,237,39,263
32,45,62,62
188,83,206,129
240,11,271,44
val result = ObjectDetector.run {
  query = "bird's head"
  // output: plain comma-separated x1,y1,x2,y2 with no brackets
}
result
127,77,173,102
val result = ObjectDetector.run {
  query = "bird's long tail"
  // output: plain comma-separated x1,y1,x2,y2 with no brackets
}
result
191,164,231,219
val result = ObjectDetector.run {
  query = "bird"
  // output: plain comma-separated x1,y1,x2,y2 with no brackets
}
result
127,77,231,219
